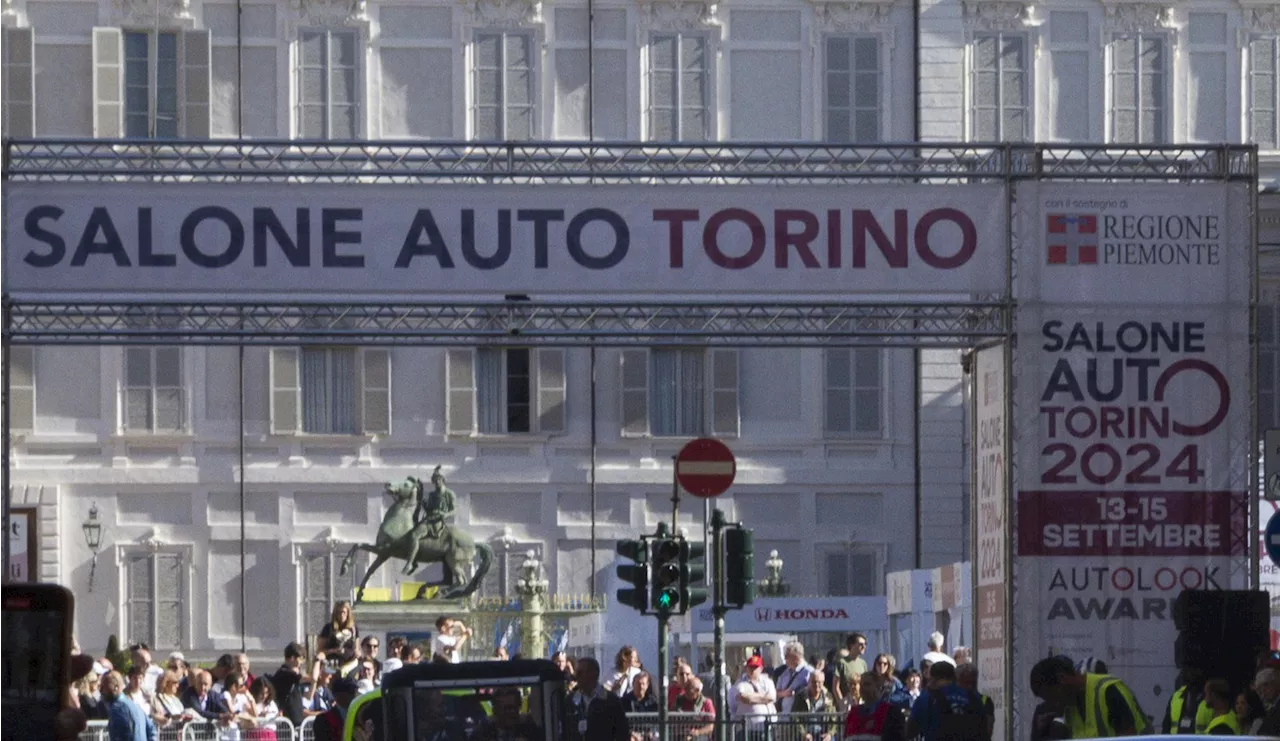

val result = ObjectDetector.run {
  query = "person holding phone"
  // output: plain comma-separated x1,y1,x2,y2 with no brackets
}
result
102,671,157,741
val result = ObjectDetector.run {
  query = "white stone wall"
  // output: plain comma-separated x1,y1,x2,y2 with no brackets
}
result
11,344,922,653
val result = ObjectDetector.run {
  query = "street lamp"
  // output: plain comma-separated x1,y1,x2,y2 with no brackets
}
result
758,549,790,597
82,503,104,592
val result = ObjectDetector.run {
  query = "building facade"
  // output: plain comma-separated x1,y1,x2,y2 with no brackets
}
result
3,0,1279,655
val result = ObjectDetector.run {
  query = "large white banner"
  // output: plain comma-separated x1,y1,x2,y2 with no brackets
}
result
1012,183,1252,736
974,345,1008,741
3,183,1007,297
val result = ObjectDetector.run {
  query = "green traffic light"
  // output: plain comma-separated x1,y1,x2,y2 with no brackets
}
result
655,587,679,610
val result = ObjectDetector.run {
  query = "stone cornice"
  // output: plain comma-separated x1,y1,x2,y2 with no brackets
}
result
291,0,370,28
1100,1,1173,33
636,0,720,32
807,0,896,33
463,0,543,28
108,0,194,28
961,0,1037,31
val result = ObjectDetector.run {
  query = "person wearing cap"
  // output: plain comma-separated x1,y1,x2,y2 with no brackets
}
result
315,676,359,741
731,655,777,734
1029,656,1149,738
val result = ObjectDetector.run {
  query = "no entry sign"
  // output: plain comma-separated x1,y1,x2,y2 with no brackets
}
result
676,438,736,498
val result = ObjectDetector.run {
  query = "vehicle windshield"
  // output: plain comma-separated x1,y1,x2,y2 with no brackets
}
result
383,676,560,741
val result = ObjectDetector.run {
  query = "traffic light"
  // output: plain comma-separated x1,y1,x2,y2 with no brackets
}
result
616,538,649,613
680,540,709,610
651,538,682,613
724,526,755,608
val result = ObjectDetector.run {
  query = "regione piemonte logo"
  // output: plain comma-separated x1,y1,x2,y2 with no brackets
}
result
1046,213,1098,266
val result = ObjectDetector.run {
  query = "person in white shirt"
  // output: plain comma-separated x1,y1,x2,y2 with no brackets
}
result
773,642,811,714
604,646,642,697
430,615,472,664
732,655,777,728
920,632,955,668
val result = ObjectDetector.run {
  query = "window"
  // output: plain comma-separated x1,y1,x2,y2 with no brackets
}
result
821,546,881,596
1046,10,1091,142
124,31,178,138
824,348,883,437
92,27,210,138
2,27,34,138
1250,36,1280,150
619,348,738,438
445,348,566,435
10,347,34,433
299,547,368,636
1109,32,1167,143
649,33,709,141
473,31,535,140
971,33,1028,141
123,549,185,650
298,28,361,138
824,36,880,143
122,347,185,433
270,348,391,435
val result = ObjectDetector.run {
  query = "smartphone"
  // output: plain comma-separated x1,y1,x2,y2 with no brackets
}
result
2,584,74,741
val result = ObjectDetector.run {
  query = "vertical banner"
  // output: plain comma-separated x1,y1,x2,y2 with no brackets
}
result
1012,183,1252,736
975,345,1009,741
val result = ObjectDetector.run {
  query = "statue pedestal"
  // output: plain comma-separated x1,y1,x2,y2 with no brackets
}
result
355,600,471,634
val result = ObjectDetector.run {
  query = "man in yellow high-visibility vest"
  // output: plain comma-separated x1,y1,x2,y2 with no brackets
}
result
1161,669,1212,735
1029,658,1150,738
1201,678,1242,736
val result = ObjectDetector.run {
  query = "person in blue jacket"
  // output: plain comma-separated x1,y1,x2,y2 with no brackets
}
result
101,671,157,741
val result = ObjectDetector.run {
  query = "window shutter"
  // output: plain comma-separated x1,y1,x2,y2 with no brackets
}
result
127,554,154,646
536,349,567,434
92,27,124,138
709,349,740,438
445,349,477,436
270,348,301,434
853,349,883,435
123,347,152,432
303,552,332,638
10,346,34,432
180,28,211,138
153,347,184,432
154,553,184,649
1250,38,1278,148
824,349,853,436
620,349,649,437
2,27,35,138
824,552,850,596
360,349,391,435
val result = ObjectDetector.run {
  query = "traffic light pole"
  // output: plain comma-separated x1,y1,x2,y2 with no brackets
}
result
711,507,728,741
657,613,670,741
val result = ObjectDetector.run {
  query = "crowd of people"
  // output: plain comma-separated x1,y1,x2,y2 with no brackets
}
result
52,600,1280,741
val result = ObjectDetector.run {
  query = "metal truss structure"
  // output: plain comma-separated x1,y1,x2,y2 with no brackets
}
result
0,141,1265,741
0,140,1257,345
4,301,1007,348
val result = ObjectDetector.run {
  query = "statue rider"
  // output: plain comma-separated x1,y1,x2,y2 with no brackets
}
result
414,466,457,541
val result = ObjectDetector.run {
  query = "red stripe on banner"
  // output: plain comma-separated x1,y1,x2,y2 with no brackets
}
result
1017,490,1247,557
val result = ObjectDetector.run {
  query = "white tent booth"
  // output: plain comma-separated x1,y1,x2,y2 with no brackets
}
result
0,141,1262,741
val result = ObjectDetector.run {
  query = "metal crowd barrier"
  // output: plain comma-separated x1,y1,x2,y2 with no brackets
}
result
79,717,297,741
81,709,842,741
625,712,846,741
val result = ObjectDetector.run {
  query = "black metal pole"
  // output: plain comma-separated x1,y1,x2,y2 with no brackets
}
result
671,455,680,534
1,300,11,585
711,507,727,741
658,614,670,741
